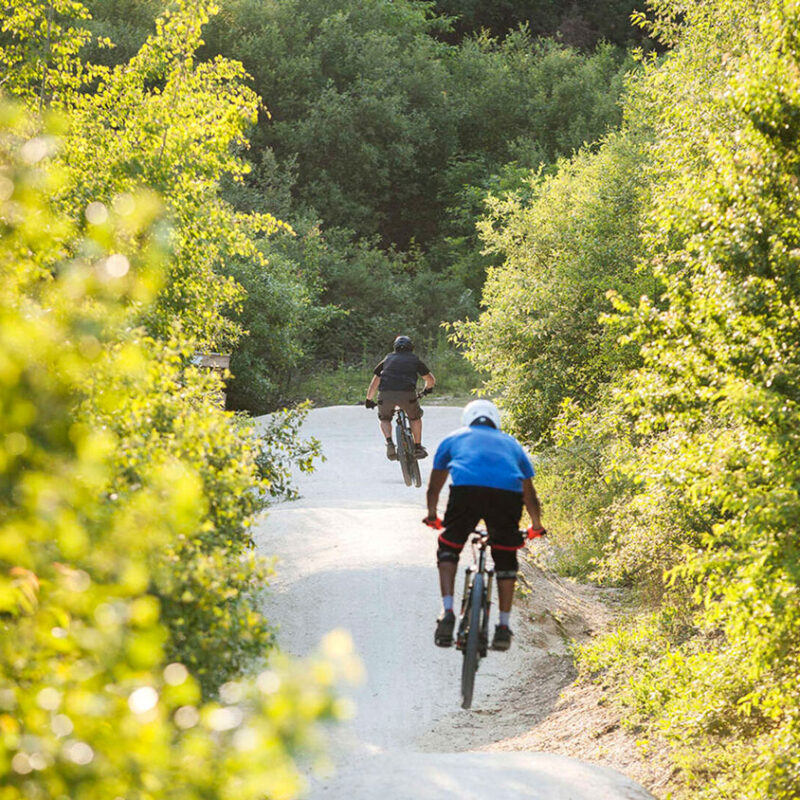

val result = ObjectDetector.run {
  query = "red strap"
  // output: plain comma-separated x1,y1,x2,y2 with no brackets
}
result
437,533,464,551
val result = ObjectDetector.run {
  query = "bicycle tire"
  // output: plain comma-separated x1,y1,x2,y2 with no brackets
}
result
410,458,421,488
396,422,413,487
461,572,484,710
408,439,422,488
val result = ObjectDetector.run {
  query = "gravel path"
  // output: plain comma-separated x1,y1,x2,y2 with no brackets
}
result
253,405,654,800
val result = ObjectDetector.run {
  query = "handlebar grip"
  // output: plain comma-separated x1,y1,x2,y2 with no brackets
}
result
526,526,547,540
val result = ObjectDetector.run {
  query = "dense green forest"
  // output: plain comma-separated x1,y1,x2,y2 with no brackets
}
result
79,0,635,410
3,0,800,797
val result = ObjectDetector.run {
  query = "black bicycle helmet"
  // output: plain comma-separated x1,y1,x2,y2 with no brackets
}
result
393,335,414,352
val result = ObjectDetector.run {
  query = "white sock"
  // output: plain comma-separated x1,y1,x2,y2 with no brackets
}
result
442,595,454,613
499,611,511,626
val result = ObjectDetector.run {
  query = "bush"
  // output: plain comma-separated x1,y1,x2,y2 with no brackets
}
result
455,130,651,443
0,103,356,800
523,1,800,795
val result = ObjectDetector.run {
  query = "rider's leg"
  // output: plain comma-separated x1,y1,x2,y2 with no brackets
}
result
492,551,519,614
377,396,397,459
404,394,423,445
496,577,515,613
438,559,457,599
434,487,479,646
377,392,392,437
483,487,524,648
437,486,482,600
492,566,518,651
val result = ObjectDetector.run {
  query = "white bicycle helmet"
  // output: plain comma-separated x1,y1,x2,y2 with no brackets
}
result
461,399,501,430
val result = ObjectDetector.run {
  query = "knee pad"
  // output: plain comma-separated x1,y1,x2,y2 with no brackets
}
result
491,549,519,575
437,546,460,565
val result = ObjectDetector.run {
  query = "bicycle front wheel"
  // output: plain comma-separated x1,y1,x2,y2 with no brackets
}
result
410,441,421,487
395,423,413,487
461,572,484,710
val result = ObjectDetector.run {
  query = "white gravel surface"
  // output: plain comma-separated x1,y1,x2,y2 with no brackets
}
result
253,405,654,800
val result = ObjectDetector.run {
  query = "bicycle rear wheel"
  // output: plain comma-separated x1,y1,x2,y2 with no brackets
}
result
461,572,484,710
395,423,413,487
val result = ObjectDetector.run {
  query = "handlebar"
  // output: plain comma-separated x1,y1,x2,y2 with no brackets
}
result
422,518,547,540
363,387,430,407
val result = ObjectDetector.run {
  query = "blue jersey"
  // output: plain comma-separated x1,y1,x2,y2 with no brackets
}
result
432,425,534,493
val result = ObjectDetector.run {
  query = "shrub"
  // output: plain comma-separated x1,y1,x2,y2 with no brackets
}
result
0,104,356,800
455,130,651,443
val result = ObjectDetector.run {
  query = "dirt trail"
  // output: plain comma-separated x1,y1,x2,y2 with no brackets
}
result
253,406,658,799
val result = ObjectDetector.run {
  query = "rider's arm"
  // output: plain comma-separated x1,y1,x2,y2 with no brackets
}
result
422,372,435,390
522,478,543,530
426,468,448,520
366,374,380,401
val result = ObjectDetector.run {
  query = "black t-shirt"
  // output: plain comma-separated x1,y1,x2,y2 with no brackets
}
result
374,352,430,391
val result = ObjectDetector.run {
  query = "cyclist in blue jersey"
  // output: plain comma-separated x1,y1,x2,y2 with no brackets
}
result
423,399,545,651
365,335,435,461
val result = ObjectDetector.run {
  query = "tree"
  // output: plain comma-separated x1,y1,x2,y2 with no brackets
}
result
0,103,358,800
480,1,800,795
0,0,110,108
456,129,651,442
429,0,649,47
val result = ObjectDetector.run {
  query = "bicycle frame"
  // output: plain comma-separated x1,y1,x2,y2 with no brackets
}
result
395,407,412,437
457,532,494,650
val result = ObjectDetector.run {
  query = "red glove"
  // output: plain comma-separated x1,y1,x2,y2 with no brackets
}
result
527,526,547,540
423,516,444,530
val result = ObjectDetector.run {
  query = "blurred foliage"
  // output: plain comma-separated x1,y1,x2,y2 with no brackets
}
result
0,101,358,799
82,338,276,694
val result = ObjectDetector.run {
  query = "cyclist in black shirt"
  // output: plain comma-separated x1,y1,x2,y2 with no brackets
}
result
365,335,435,460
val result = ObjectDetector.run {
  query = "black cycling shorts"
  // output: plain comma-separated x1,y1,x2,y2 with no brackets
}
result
436,485,524,574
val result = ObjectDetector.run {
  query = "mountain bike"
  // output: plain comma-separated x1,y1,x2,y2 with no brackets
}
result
394,406,421,487
456,529,493,709
453,526,547,709
394,391,425,488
